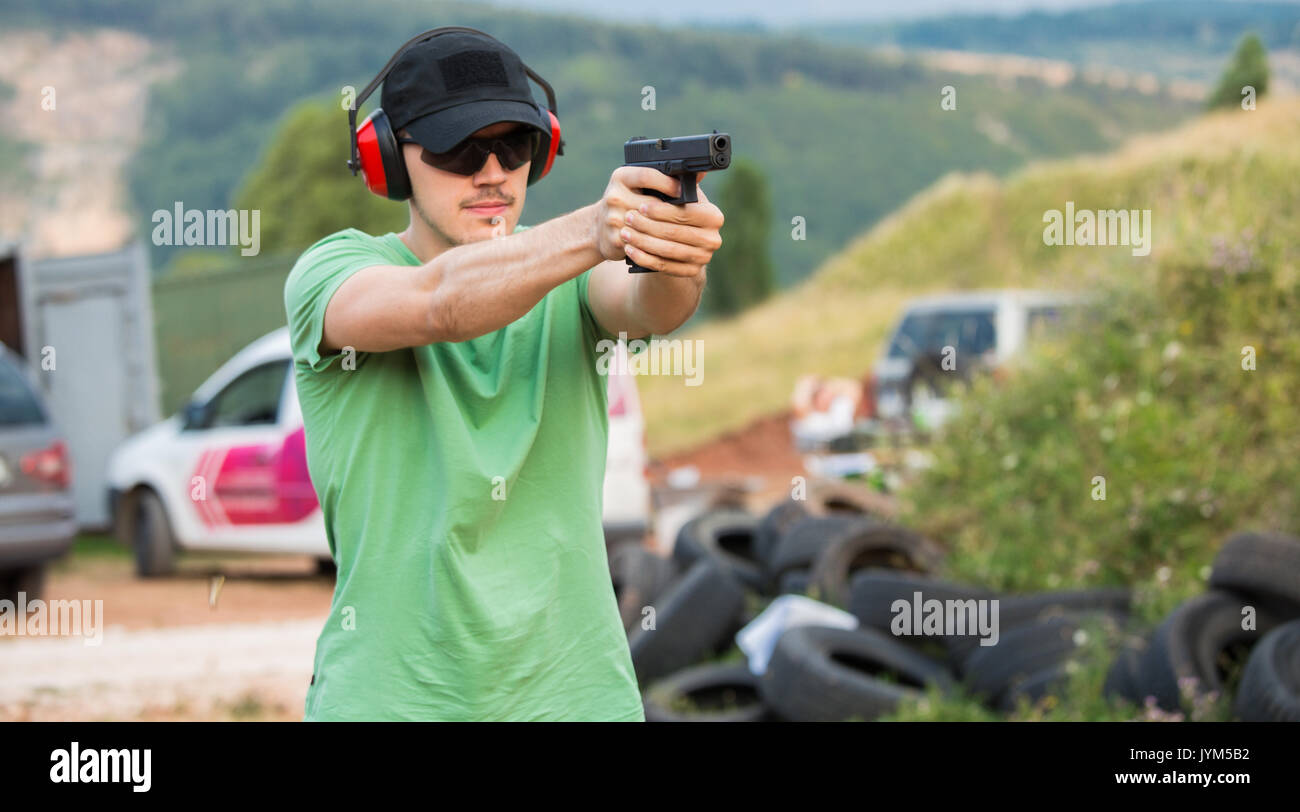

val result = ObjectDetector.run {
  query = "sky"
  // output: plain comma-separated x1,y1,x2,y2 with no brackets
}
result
471,0,1136,27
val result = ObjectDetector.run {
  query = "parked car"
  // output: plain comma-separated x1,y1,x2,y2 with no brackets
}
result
871,290,1080,430
106,327,651,576
0,342,77,601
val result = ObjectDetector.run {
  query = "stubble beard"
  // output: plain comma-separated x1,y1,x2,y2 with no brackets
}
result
410,189,467,249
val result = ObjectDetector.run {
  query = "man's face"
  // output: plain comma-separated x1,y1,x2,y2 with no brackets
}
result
402,121,531,248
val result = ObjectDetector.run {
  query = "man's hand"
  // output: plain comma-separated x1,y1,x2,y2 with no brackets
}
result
594,166,724,277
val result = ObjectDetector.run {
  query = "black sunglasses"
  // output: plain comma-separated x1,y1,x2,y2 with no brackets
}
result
398,129,540,176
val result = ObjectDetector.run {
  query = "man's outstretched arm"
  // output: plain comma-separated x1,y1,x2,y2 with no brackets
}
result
320,204,603,353
318,166,722,354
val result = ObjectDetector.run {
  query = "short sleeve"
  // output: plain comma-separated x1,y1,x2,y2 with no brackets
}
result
284,230,390,374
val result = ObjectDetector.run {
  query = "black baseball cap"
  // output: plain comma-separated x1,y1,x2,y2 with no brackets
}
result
381,30,550,153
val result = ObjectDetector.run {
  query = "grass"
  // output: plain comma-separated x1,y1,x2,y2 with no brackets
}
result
48,533,129,572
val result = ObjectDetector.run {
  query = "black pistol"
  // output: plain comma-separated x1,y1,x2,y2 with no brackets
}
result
622,130,731,273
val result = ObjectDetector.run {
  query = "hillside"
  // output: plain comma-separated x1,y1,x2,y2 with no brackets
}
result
0,0,1195,284
0,29,177,257
801,0,1300,87
639,99,1300,455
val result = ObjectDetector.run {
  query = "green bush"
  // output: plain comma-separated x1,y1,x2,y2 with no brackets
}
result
903,231,1300,621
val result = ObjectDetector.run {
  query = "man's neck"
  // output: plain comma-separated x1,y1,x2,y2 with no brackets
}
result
397,222,455,266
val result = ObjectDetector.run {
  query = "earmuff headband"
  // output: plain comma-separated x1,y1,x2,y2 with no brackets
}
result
347,26,562,176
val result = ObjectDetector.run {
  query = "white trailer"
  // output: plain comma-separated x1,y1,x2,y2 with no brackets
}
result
2,240,161,529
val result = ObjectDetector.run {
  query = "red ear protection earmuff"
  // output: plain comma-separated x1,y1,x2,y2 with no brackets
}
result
355,108,409,200
534,108,562,185
347,26,565,201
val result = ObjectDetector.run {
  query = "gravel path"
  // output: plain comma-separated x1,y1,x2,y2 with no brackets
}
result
0,616,324,721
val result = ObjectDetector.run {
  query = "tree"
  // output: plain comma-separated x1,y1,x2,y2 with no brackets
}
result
705,158,775,317
234,99,406,256
1206,33,1269,111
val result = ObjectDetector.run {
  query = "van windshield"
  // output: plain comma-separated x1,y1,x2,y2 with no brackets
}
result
888,309,996,359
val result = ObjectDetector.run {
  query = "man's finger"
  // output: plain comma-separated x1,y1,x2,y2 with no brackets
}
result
638,198,724,231
621,224,714,265
625,211,721,251
616,166,680,199
623,244,704,277
635,197,701,225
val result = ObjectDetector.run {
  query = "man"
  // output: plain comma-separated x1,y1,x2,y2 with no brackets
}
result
284,30,723,720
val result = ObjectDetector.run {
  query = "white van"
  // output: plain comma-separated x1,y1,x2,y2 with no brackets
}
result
106,328,651,575
872,290,1081,430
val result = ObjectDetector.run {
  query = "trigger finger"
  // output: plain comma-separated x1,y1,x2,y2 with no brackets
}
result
627,166,680,199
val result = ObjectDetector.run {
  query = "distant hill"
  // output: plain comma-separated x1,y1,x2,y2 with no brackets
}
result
2,0,1195,286
799,0,1300,85
475,0,1125,27
636,99,1300,455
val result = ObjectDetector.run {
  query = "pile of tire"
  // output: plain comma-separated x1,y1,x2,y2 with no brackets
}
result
615,492,961,721
845,569,1132,713
1102,531,1300,720
614,502,1300,721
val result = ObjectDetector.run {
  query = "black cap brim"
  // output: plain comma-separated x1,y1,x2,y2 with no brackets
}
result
403,100,548,153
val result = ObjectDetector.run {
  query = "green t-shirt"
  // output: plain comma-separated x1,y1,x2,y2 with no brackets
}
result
283,227,644,721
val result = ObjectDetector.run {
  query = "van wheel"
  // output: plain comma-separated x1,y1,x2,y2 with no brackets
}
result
134,490,176,577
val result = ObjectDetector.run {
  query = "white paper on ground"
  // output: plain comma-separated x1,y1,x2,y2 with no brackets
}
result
735,594,859,676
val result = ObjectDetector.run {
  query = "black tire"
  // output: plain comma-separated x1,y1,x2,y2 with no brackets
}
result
808,525,944,607
1233,619,1300,722
961,616,1085,708
777,569,812,596
1001,588,1132,622
1209,531,1300,617
628,559,747,685
610,545,677,631
1102,642,1147,706
760,625,954,722
1135,590,1283,713
807,481,891,518
946,588,1131,666
756,499,809,569
848,569,995,631
766,514,873,585
643,663,769,722
673,509,764,592
847,569,994,664
0,564,46,603
134,489,176,577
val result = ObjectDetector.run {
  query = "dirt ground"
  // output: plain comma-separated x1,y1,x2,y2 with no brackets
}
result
0,551,332,721
650,409,809,509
